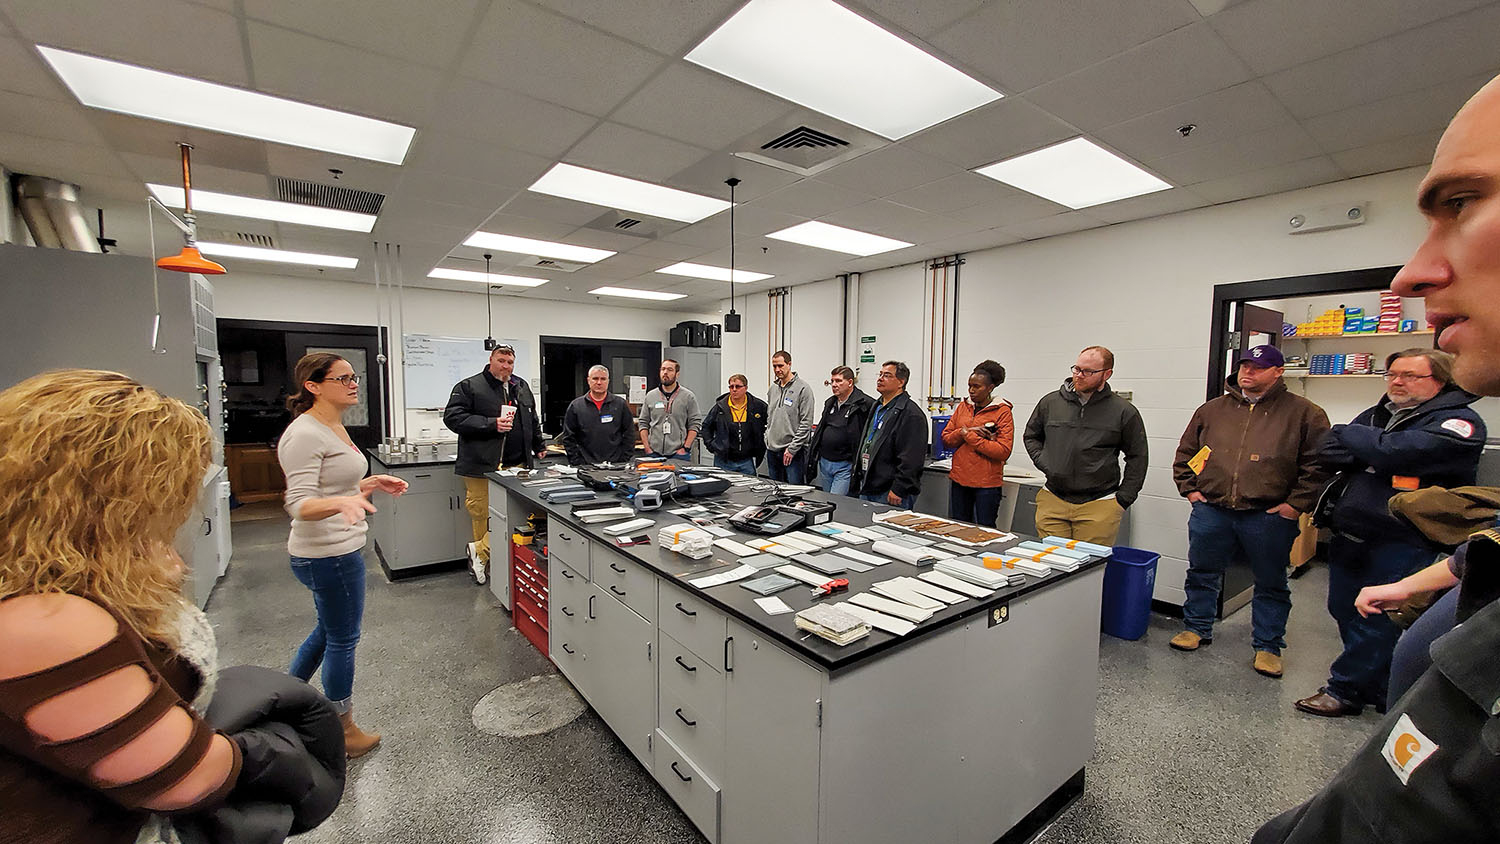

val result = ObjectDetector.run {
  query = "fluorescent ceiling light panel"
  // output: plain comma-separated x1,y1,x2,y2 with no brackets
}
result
149,184,376,233
528,163,729,224
197,242,358,269
765,221,912,256
427,268,549,287
463,231,615,263
685,0,1001,140
589,286,687,301
656,262,773,283
973,138,1171,209
37,46,415,164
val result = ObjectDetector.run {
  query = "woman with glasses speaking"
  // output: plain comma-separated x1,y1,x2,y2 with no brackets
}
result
277,353,407,757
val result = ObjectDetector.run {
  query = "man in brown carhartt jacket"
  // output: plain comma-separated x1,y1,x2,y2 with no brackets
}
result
1170,345,1331,678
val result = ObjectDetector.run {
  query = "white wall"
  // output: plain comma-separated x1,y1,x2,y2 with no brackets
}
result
213,271,718,439
720,276,848,399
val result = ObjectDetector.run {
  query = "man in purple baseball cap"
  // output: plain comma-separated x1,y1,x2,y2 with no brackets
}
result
1170,343,1331,678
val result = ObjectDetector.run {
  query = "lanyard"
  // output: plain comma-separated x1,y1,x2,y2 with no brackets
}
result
660,385,677,416
867,400,894,443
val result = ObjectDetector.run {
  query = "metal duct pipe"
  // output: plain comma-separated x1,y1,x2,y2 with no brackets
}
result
15,176,100,252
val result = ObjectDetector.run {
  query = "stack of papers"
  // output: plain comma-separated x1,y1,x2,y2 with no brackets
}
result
933,557,1013,588
1006,545,1084,572
794,604,871,646
658,524,713,559
848,593,933,623
773,534,821,553
838,602,916,636
873,576,966,607
831,546,891,567
918,570,995,599
1015,541,1092,561
871,540,941,566
602,517,656,536
576,506,635,523
713,538,760,557
980,553,1051,577
688,564,759,588
788,530,838,549
1042,536,1112,556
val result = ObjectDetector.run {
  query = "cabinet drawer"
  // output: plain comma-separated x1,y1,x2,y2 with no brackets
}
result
654,729,721,844
393,469,456,496
550,523,591,576
659,583,728,667
657,646,724,780
592,548,657,622
658,630,726,722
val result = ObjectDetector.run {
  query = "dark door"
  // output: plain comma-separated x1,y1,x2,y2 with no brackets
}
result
284,331,385,448
1219,303,1286,383
540,337,661,436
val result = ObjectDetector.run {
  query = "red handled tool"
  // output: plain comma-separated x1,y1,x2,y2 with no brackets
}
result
811,578,849,598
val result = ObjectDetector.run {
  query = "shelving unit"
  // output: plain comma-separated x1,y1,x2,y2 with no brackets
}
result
1287,330,1432,341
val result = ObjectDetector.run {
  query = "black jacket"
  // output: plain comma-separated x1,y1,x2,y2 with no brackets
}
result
852,391,928,500
700,391,769,463
562,393,635,465
1023,380,1149,507
1319,386,1485,546
443,370,544,477
809,387,875,465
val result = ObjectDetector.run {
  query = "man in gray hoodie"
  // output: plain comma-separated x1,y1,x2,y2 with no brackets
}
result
637,358,702,460
765,350,817,484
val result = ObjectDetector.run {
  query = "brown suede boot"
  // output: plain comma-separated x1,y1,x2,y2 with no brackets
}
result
340,709,382,758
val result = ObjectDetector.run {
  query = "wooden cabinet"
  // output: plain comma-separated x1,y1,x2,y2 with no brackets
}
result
226,443,285,503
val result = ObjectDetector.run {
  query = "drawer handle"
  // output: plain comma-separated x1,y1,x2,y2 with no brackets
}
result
559,531,571,541
561,607,574,617
610,562,626,573
671,762,692,783
609,585,626,597
560,569,575,580
415,473,432,478
674,655,697,673
675,708,697,727
561,643,575,655
675,602,697,617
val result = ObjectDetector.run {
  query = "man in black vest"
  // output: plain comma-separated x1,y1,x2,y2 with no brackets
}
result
444,343,545,584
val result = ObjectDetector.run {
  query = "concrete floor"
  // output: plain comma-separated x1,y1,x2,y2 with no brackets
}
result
212,505,1373,843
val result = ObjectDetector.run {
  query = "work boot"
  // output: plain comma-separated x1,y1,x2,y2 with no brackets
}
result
1294,690,1360,717
340,710,382,758
467,542,487,585
1253,651,1283,678
1169,630,1208,651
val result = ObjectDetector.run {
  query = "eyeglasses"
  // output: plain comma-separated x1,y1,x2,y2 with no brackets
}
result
1383,372,1435,382
728,383,747,389
324,374,360,386
1071,366,1105,376
492,345,515,355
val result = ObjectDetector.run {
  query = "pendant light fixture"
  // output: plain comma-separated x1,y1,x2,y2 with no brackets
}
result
723,177,742,333
482,253,499,350
154,143,226,274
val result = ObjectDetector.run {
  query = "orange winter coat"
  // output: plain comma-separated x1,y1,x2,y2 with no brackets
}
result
941,398,1014,489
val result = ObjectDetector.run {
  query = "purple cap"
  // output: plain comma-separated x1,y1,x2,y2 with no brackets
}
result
1238,344,1285,368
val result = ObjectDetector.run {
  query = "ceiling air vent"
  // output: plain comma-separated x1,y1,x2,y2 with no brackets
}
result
515,256,587,273
580,209,685,240
200,228,275,249
615,218,645,230
762,126,848,150
273,177,385,214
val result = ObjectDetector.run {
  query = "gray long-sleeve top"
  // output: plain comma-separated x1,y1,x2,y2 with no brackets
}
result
637,384,702,454
766,374,817,454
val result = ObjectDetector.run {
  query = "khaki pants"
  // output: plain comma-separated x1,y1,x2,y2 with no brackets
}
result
464,476,492,565
1033,488,1125,546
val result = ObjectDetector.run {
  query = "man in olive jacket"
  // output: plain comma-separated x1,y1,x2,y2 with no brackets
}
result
1170,345,1330,678
852,360,928,509
444,344,547,583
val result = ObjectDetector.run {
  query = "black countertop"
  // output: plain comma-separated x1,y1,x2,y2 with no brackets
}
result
367,446,458,469
489,468,1105,675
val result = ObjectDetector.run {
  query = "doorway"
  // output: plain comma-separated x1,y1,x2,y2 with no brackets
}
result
539,336,661,436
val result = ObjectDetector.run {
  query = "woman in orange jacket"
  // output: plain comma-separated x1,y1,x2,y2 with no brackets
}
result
940,360,1014,527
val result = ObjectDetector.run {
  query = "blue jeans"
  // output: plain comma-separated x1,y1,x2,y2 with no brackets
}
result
949,483,1003,527
861,492,916,510
1325,535,1435,708
648,451,692,461
289,550,366,711
818,458,853,496
1183,502,1300,654
714,455,758,475
1387,586,1459,710
766,448,805,484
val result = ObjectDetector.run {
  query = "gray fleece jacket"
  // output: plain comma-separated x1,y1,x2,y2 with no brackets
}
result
766,374,817,454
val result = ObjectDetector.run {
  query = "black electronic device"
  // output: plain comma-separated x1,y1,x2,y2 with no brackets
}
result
782,499,836,526
578,466,636,491
723,313,742,333
729,504,807,536
669,323,694,347
677,473,731,497
690,322,710,346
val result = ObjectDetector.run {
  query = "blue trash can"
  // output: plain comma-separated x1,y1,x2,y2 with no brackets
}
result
1100,546,1159,640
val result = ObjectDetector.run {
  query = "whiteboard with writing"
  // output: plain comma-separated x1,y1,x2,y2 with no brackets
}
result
402,334,485,409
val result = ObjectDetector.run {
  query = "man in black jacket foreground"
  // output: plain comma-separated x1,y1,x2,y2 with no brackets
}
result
852,360,927,509
1254,72,1500,844
1295,349,1483,718
808,365,875,496
443,343,546,584
562,365,636,466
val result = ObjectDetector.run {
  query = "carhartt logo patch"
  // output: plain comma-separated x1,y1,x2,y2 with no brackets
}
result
1381,713,1437,785
1441,418,1476,438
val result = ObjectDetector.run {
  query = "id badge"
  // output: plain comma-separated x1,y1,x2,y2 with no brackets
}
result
663,420,672,435
783,398,794,407
601,414,614,423
861,452,871,471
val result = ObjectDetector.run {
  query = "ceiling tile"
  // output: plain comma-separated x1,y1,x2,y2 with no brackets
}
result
0,35,67,98
928,0,1201,92
886,172,1013,214
89,112,270,175
666,153,802,205
460,0,668,117
1302,73,1492,153
370,198,490,233
390,170,518,212
470,212,578,242
565,122,712,182
0,130,130,179
821,199,963,242
494,190,611,227
0,0,249,87
844,0,986,39
74,173,156,204
247,22,445,128
612,63,795,152
265,144,404,196
1093,81,1294,164
404,132,552,189
119,152,269,195
0,89,106,145
1001,211,1107,241
952,187,1070,229
429,76,598,157
1331,131,1442,179
1085,187,1210,224
625,240,709,261
752,178,876,219
1148,122,1320,184
243,0,484,68
921,228,1024,255
559,227,661,253
816,145,962,197
1190,155,1346,204
1209,0,1491,76
1263,4,1500,120
1027,23,1254,131
530,0,742,56
903,97,1078,169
